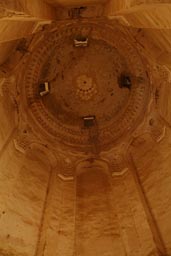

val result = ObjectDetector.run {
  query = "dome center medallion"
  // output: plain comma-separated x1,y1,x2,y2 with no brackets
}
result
76,74,97,101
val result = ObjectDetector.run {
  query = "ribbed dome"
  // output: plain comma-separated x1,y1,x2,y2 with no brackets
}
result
22,21,150,151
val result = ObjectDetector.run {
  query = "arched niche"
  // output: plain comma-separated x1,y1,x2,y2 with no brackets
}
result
75,159,123,256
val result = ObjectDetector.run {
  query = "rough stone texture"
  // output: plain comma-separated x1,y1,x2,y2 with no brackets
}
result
35,172,75,256
0,41,19,65
76,167,125,256
0,80,16,153
0,142,51,256
131,130,171,255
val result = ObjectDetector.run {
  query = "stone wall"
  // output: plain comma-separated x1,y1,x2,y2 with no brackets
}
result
0,78,16,154
0,142,51,256
131,129,171,254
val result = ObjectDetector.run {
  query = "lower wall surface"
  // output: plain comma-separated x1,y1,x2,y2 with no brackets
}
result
33,171,75,256
0,141,51,256
1,134,171,255
131,128,171,255
76,168,125,256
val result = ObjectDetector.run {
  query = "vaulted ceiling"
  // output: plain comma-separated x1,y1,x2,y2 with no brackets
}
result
0,1,171,256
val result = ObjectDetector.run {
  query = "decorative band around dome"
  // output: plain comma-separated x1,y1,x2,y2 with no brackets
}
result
23,21,150,150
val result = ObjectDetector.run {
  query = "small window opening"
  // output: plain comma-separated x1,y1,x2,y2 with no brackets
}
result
68,6,87,19
39,82,50,96
118,74,132,89
83,116,96,128
74,36,88,47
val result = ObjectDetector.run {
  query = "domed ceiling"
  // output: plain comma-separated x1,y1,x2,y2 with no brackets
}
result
20,21,150,151
1,2,171,256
